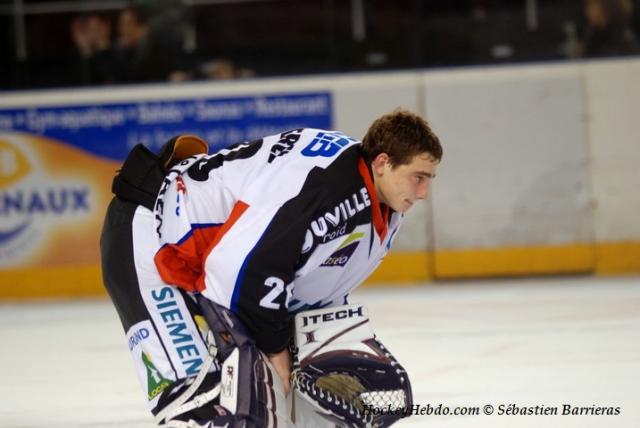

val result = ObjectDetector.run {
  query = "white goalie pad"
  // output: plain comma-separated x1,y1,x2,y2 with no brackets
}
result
291,304,412,428
295,304,375,363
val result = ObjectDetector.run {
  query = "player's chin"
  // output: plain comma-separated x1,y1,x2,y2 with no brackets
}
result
397,199,414,213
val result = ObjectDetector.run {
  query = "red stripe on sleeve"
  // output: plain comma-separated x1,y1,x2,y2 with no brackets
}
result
154,225,220,292
154,201,250,292
194,200,249,291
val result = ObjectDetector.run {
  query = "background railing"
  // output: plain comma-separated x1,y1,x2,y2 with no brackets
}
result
2,0,639,90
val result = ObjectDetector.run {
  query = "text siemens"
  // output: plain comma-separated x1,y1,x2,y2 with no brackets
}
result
151,286,203,376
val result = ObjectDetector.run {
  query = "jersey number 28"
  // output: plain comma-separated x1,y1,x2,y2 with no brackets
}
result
259,276,293,310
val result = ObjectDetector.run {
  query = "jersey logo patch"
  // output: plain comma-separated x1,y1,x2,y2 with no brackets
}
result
142,351,172,400
308,188,371,244
301,131,357,158
321,232,364,267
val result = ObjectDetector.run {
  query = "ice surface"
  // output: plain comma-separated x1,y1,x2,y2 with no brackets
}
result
1,275,638,427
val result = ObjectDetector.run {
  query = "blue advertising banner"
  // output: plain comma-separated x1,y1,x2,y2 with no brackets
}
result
0,91,332,297
0,92,333,160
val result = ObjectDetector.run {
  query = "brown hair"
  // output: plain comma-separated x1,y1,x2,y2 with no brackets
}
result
361,108,443,167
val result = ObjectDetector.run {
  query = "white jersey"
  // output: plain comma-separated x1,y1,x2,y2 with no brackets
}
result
153,128,403,353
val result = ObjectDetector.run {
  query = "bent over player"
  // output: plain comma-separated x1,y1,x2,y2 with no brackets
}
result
100,109,442,427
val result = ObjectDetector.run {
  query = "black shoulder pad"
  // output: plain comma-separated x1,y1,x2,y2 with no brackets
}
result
112,144,166,210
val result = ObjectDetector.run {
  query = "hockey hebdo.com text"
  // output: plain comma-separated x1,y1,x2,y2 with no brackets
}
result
363,403,622,418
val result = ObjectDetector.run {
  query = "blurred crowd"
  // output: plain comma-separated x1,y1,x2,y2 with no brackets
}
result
69,3,254,86
576,0,639,57
578,0,640,57
68,0,639,87
437,0,640,63
3,0,639,89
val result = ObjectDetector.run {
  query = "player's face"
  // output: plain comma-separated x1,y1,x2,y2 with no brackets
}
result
373,152,439,213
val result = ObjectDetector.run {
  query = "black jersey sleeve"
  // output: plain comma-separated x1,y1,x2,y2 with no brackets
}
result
226,169,326,353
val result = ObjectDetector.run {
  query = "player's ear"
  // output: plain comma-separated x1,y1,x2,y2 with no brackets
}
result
371,153,390,176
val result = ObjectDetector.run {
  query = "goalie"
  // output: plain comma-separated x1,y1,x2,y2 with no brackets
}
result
100,109,442,426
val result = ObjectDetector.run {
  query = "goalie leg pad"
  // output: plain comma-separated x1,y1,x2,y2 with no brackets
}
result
292,304,412,427
196,295,291,427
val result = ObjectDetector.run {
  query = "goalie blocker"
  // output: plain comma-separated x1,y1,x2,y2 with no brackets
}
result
292,304,413,427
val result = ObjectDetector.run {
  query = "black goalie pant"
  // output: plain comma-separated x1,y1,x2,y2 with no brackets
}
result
100,197,220,422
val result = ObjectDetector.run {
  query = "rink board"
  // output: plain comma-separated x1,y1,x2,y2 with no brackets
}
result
2,60,640,298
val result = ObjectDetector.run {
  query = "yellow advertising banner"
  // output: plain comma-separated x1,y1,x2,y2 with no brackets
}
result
0,132,119,297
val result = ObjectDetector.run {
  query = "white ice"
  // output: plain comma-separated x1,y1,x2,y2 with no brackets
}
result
0,275,638,428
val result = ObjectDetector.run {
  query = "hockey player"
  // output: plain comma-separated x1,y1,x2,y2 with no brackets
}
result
100,108,442,427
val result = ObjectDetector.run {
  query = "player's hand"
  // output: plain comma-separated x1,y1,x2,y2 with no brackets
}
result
267,348,291,397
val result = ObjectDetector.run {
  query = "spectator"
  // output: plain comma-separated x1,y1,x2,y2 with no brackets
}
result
578,0,639,57
70,13,115,85
113,5,188,83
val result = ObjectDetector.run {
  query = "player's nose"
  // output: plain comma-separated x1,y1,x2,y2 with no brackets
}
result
416,181,429,200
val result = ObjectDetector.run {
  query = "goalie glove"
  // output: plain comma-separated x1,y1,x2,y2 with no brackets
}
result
291,304,412,427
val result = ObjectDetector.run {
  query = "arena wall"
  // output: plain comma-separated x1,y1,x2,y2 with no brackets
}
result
0,58,638,298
